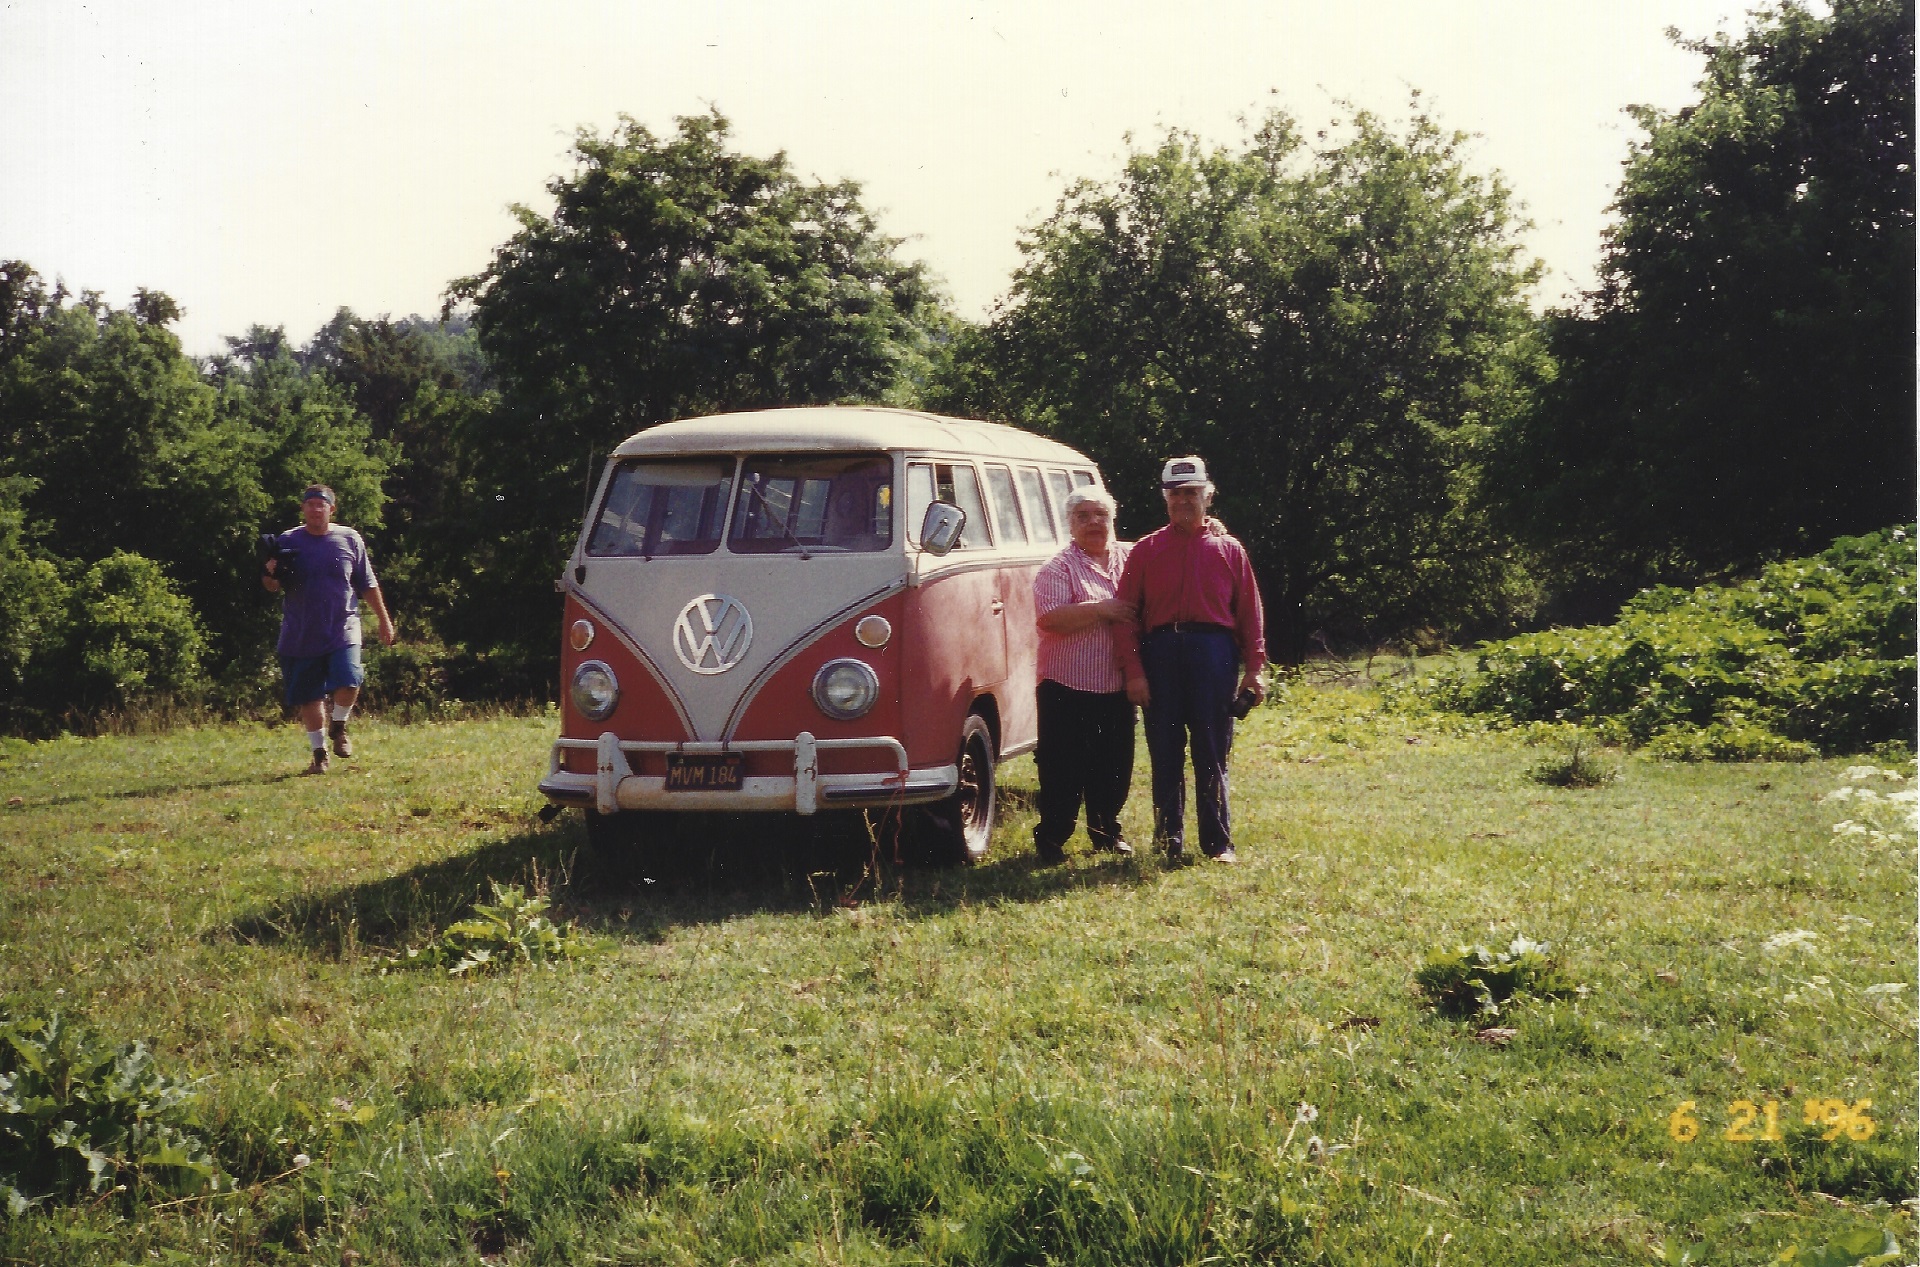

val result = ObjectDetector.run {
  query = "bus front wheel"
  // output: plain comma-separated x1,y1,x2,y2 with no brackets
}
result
911,713,996,866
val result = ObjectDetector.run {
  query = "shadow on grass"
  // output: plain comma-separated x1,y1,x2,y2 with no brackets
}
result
224,821,586,955
220,806,1153,956
38,772,305,808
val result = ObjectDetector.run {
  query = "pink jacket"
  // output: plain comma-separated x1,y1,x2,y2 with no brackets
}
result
1112,522,1266,681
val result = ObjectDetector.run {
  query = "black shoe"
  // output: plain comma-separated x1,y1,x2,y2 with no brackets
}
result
329,719,352,758
1035,845,1067,867
1159,839,1186,862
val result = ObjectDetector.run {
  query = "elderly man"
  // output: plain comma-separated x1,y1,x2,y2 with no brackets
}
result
1115,457,1265,863
1031,486,1136,865
262,485,396,774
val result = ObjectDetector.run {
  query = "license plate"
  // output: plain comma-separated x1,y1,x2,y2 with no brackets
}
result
665,753,743,791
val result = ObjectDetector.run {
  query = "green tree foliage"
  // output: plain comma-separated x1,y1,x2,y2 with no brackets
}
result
0,266,256,660
945,108,1548,659
446,109,945,681
0,264,396,725
1490,0,1914,609
298,310,493,635
0,476,67,711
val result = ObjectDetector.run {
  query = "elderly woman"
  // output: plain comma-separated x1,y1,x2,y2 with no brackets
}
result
1030,486,1137,864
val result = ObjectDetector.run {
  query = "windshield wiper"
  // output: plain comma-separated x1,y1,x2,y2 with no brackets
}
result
740,476,812,559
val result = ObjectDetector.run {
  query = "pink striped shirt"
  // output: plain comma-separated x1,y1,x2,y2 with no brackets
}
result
1033,540,1132,693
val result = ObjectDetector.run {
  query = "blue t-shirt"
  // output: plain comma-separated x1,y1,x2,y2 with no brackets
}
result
274,525,376,657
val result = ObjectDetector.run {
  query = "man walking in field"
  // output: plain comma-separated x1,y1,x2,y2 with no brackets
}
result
1116,457,1265,863
262,485,396,774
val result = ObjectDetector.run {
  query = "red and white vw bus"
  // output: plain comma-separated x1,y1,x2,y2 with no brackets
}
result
537,406,1107,865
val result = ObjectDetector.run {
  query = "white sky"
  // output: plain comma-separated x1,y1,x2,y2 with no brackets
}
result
0,0,1749,357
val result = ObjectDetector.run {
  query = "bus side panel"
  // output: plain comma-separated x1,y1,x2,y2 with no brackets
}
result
559,594,692,774
996,561,1043,754
900,568,1008,768
727,593,907,776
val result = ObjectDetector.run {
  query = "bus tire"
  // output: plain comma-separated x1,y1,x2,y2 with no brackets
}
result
912,713,996,866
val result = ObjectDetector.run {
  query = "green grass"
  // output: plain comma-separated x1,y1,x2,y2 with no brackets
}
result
0,689,1913,1264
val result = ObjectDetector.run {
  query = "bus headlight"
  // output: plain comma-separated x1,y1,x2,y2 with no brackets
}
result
570,660,620,721
812,658,879,720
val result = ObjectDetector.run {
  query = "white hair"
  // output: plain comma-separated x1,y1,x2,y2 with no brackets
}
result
1063,486,1117,518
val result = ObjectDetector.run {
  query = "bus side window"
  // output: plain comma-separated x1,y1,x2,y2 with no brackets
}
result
1045,470,1073,536
1070,469,1096,488
935,463,992,549
906,462,936,543
984,464,1028,547
1016,466,1056,544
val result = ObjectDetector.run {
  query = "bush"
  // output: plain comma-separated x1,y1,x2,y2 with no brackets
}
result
1415,937,1580,1018
63,551,209,712
0,1012,220,1214
384,882,593,976
361,637,451,715
1423,527,1915,757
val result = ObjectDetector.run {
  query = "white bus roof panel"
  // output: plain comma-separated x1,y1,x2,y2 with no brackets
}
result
611,406,1099,470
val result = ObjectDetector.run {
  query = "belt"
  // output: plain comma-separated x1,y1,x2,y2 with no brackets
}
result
1147,621,1233,636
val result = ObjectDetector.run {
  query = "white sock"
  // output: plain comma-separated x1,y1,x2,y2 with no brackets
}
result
330,703,353,724
306,729,326,751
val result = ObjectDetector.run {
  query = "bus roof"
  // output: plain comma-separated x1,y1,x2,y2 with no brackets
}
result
611,406,1099,469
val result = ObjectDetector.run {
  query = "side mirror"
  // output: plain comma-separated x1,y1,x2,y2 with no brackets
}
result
918,502,966,556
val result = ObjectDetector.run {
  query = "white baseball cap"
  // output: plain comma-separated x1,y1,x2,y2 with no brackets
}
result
1160,456,1209,488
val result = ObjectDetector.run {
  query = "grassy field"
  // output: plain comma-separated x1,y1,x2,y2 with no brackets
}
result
0,685,1913,1265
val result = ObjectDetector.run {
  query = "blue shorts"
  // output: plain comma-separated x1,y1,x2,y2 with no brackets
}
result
279,645,365,708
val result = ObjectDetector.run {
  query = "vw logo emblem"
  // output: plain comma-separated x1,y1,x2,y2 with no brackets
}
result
671,594,753,675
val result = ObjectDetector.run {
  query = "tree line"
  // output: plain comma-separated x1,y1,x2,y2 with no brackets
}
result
0,0,1909,732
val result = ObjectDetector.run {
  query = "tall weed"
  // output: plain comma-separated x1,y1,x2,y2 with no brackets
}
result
0,1012,220,1214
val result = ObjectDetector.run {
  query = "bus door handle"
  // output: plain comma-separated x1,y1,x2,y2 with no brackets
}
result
990,599,1005,615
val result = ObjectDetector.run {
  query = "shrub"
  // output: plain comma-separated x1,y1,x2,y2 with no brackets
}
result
385,881,593,976
361,637,451,715
1415,937,1579,1018
1422,527,1915,757
63,551,209,712
0,1012,220,1214
1642,722,1817,763
1528,731,1619,786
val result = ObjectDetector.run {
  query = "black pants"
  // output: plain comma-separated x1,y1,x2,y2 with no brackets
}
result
1034,679,1136,853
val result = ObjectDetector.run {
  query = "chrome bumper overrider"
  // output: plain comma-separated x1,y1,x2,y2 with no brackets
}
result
537,732,958,815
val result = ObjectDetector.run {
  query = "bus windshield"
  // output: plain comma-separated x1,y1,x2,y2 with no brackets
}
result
587,458,734,557
729,454,894,553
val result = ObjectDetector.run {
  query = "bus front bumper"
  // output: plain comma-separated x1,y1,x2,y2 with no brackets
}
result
537,732,957,815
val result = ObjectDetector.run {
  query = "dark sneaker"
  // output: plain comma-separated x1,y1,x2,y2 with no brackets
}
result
301,748,330,776
1207,847,1237,864
1159,839,1186,862
329,719,352,758
1034,839,1068,867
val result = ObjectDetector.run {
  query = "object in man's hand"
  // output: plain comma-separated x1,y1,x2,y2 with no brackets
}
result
257,534,297,585
1229,688,1259,720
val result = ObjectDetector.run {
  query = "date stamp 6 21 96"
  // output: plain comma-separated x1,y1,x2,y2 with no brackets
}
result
1668,1097,1877,1144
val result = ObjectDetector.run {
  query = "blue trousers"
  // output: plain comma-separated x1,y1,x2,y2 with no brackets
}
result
1140,626,1239,855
